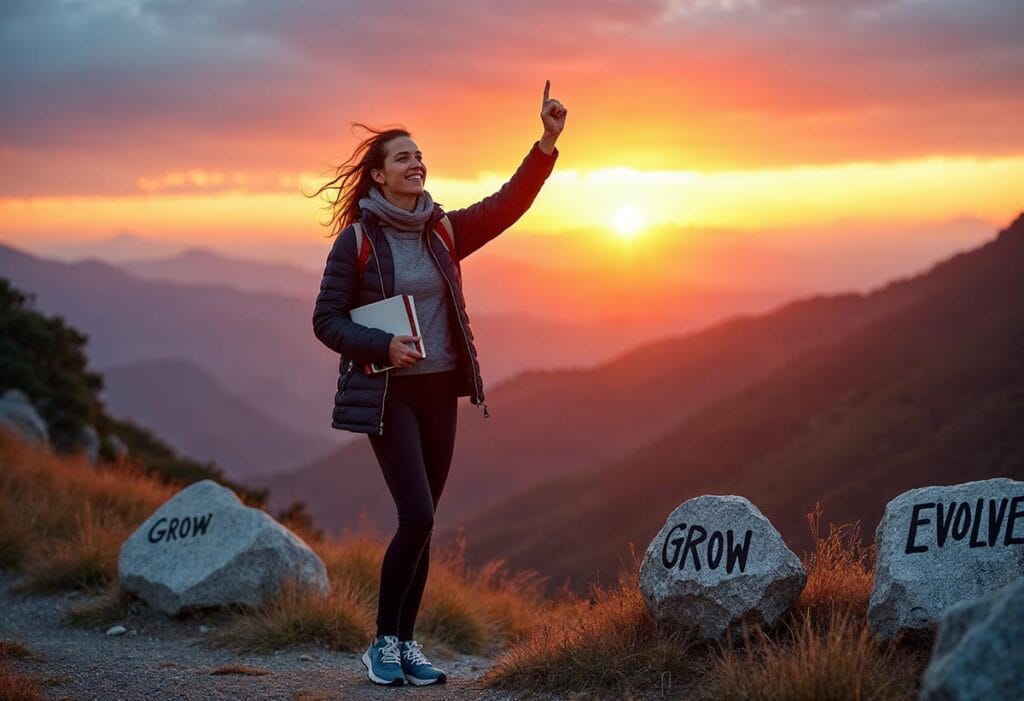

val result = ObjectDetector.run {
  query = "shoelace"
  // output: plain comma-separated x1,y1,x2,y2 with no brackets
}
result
377,636,401,665
401,640,432,667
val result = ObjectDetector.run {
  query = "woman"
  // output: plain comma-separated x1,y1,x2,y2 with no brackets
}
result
310,81,566,687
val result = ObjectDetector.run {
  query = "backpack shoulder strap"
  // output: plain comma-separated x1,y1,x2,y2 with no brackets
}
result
352,221,372,274
431,215,457,260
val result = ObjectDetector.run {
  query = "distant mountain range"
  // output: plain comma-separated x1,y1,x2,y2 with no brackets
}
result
263,214,998,539
4,213,1019,595
0,244,337,451
121,248,321,300
29,232,186,263
0,240,796,484
102,358,334,479
447,213,1024,594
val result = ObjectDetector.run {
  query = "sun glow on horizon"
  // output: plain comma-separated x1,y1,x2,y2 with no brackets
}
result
612,205,648,239
2,155,1021,259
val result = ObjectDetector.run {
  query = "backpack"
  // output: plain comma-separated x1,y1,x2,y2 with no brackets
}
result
352,215,456,275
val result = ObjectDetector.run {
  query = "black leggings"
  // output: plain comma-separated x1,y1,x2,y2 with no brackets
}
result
367,368,459,640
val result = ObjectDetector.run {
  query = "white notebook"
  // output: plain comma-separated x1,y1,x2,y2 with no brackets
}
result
349,294,425,374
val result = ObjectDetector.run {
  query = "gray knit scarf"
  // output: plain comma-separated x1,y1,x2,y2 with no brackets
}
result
358,186,435,232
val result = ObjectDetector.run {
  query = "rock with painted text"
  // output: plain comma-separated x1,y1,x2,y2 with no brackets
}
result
118,479,329,616
867,478,1024,641
639,494,806,642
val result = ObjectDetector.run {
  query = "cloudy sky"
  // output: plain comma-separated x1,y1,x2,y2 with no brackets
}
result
1,0,1021,288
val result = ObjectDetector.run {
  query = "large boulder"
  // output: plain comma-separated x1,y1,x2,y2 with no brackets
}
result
639,495,806,642
920,576,1024,700
118,479,329,616
0,389,49,446
868,478,1024,641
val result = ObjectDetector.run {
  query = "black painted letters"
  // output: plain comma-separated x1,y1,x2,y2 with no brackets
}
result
147,512,214,544
661,522,753,574
903,496,1024,554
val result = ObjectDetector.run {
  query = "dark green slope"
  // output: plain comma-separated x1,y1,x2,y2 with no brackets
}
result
454,213,1024,593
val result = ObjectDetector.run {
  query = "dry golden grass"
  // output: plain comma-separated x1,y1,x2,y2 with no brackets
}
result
485,510,932,700
65,583,133,627
208,578,373,653
711,608,925,701
0,640,42,662
1,431,555,658
317,523,383,603
0,662,44,701
707,506,928,701
483,544,710,698
209,525,551,655
3,430,929,698
415,528,549,654
797,503,875,621
0,429,174,593
0,639,45,701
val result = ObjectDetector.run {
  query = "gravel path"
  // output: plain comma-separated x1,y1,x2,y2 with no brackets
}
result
0,572,560,701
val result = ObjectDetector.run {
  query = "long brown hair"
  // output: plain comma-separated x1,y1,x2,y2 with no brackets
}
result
306,123,411,237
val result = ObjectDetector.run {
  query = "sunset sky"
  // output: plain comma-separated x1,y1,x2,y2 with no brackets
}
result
1,0,1022,292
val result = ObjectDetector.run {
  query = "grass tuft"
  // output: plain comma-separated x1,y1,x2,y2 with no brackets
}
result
317,526,382,605
798,503,874,621
19,503,129,594
416,528,548,654
416,575,489,654
711,607,923,700
0,432,173,595
66,583,133,627
0,640,43,662
0,662,44,701
484,543,708,698
208,578,372,653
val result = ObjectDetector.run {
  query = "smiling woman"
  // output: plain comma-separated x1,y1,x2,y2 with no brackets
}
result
308,80,566,689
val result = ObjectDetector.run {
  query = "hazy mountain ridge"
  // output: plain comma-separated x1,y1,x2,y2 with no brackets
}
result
0,243,335,443
102,358,334,479
0,240,803,500
264,217,978,537
122,247,320,299
450,213,1024,593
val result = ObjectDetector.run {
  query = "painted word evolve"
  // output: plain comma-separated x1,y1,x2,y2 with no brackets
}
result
147,513,214,544
661,522,753,574
904,496,1024,554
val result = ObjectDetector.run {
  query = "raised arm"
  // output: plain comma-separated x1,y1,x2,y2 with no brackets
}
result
446,80,567,260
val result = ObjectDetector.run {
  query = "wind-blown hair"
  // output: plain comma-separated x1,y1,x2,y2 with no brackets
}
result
307,123,411,237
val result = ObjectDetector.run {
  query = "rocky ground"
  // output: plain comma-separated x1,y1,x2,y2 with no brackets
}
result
0,572,560,701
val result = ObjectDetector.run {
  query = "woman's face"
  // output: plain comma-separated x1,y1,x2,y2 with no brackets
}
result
372,136,426,199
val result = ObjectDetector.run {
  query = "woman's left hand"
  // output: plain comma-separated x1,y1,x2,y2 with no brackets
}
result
540,80,566,148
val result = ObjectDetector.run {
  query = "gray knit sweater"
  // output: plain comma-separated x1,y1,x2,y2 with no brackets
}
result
381,225,460,376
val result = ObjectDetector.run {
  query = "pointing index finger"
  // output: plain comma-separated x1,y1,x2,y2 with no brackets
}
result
543,79,550,105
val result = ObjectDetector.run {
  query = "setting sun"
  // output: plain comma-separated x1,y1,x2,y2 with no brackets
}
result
613,205,648,239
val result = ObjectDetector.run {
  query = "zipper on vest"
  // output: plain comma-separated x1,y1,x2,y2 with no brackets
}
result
425,221,487,416
367,226,390,435
379,372,389,436
340,359,355,398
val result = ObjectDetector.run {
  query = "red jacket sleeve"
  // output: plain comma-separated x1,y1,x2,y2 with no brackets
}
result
445,141,558,261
